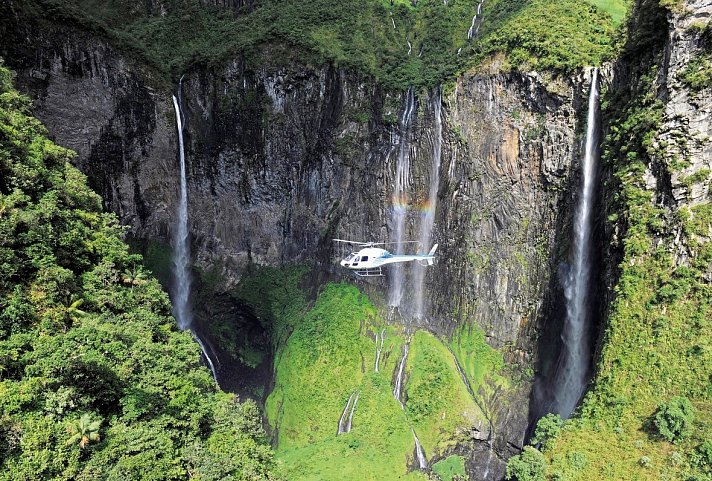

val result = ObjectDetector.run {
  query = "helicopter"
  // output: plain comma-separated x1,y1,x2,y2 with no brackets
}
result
334,239,439,277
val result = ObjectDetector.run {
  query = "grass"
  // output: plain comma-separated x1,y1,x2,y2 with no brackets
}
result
406,331,486,456
432,455,467,481
584,0,630,25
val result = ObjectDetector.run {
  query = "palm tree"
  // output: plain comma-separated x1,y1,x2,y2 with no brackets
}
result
121,267,148,286
60,297,86,330
66,413,101,449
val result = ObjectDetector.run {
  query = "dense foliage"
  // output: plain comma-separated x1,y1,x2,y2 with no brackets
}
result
0,62,276,480
472,0,620,72
7,0,626,89
505,446,546,481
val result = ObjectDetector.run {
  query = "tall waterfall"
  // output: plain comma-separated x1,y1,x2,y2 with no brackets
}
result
390,88,416,308
171,90,191,331
413,88,442,319
553,68,600,418
172,85,219,382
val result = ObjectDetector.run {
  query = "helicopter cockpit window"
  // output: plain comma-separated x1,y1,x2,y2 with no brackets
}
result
344,253,356,262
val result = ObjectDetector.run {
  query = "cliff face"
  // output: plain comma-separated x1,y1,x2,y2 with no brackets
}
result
1,20,596,479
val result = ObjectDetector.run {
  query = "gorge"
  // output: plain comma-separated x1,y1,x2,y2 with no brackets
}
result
0,0,710,480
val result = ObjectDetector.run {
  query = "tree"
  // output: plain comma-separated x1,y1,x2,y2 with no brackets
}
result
66,413,101,449
531,413,564,449
653,396,695,442
506,446,546,481
62,297,86,327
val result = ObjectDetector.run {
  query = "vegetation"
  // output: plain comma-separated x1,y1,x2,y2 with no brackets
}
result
0,62,276,480
654,396,696,443
7,0,628,90
584,0,630,25
262,281,426,480
233,268,499,480
470,0,625,72
505,446,546,481
432,454,468,481
530,414,564,450
681,22,712,92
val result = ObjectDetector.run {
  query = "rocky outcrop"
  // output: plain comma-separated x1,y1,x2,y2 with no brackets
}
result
1,16,597,480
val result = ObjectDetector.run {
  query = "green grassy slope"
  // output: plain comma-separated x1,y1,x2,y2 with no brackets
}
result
0,62,277,480
585,0,629,24
238,270,506,481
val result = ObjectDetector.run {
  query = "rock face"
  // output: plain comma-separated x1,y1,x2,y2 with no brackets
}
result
2,16,597,480
657,0,712,238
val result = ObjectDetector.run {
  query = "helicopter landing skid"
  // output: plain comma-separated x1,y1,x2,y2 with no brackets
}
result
354,267,384,277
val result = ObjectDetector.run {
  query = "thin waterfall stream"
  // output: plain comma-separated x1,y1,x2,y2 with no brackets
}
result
171,83,219,382
391,336,427,469
552,68,600,418
375,329,386,372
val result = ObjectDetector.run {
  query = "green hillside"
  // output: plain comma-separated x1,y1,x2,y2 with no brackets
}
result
11,0,628,89
0,62,277,480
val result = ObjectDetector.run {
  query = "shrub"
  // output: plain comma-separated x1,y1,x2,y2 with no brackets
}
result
691,440,712,473
506,446,546,481
531,413,564,449
653,396,695,442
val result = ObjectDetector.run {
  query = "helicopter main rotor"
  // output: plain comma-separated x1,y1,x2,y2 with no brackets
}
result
332,239,422,249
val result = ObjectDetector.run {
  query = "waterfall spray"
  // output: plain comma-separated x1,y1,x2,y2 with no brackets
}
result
390,88,416,308
553,68,600,419
413,88,443,319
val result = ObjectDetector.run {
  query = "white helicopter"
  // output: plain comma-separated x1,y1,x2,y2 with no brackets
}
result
334,239,439,277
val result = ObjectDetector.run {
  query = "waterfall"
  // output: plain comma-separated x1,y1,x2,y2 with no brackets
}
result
171,90,191,331
553,68,600,419
338,392,356,434
390,337,426,469
345,391,360,432
374,329,386,372
413,88,442,319
467,0,485,40
172,84,218,383
393,341,410,404
412,429,428,469
390,88,416,308
338,391,360,434
193,333,218,380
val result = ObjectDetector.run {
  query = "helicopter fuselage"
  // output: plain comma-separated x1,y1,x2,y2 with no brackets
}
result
339,245,438,276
